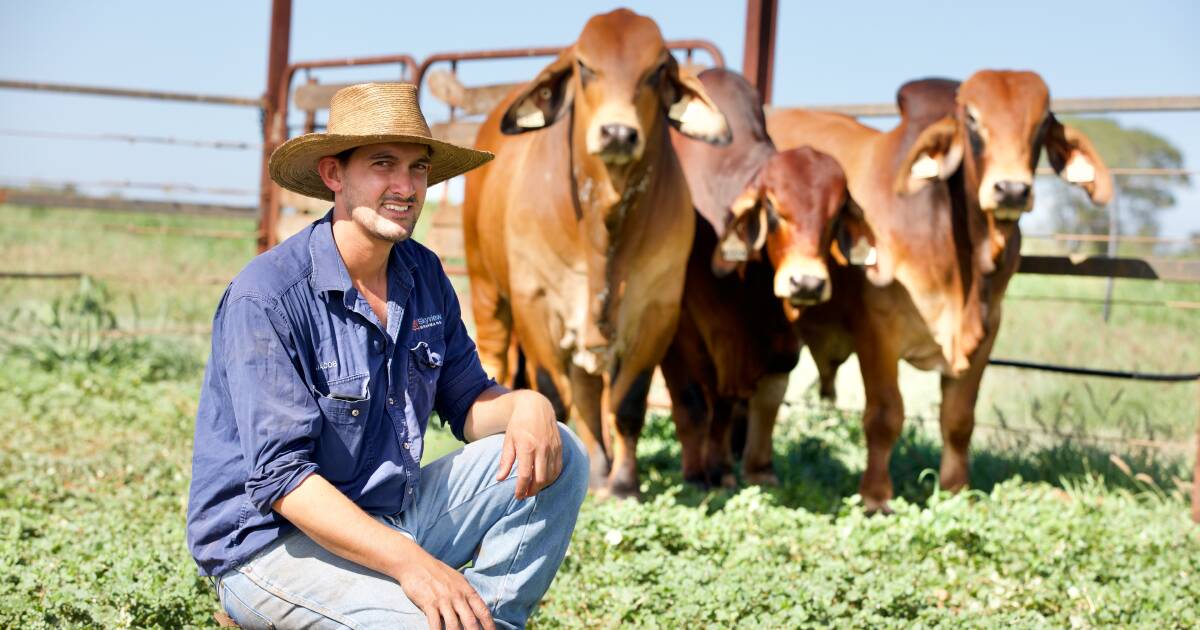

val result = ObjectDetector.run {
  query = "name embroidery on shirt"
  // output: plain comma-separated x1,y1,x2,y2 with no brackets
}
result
412,314,444,331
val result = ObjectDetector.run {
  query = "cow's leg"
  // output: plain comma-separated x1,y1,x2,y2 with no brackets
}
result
807,329,854,403
469,278,513,385
938,324,999,493
856,332,904,514
567,364,609,490
742,372,789,486
702,397,739,489
603,369,654,499
661,346,709,486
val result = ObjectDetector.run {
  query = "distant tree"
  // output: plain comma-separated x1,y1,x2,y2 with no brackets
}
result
1045,117,1190,253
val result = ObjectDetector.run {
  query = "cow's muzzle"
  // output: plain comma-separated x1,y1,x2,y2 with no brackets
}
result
595,124,640,162
786,274,829,305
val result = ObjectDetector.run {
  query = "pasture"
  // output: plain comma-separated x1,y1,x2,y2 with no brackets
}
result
0,204,1197,627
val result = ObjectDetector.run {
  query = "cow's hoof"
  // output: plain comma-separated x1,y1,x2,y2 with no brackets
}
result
587,471,609,492
863,499,894,516
595,480,640,502
682,472,710,490
743,469,780,487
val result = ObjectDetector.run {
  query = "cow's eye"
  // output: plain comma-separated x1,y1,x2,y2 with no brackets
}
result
578,61,596,86
964,107,980,131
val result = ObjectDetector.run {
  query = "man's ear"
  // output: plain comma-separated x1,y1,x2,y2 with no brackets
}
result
895,115,964,195
829,196,876,267
500,50,575,135
711,184,768,277
662,56,731,145
316,155,344,195
1044,114,1113,205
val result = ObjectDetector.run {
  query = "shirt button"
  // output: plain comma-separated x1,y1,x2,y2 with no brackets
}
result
350,408,360,417
388,397,395,406
407,487,413,495
403,441,411,450
372,339,383,353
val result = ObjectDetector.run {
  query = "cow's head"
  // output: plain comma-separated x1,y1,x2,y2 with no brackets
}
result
499,8,729,166
712,147,855,320
898,70,1112,221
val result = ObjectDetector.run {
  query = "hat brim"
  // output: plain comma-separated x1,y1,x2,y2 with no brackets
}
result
269,132,494,202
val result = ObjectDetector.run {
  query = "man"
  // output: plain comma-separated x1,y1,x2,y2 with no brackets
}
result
187,82,589,630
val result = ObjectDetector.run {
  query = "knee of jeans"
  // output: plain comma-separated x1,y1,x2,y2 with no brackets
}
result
555,424,589,498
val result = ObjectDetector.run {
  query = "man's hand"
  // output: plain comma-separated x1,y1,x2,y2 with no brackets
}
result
392,548,495,630
274,475,496,629
493,390,563,500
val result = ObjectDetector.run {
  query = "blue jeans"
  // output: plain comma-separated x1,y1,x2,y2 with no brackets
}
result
217,425,588,629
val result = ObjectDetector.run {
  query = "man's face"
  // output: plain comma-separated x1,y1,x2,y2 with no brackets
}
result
323,142,432,243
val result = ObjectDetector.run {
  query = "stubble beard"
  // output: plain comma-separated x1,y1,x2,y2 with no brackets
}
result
350,199,421,244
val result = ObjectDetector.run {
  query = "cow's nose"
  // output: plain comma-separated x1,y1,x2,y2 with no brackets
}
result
790,275,827,303
600,124,639,152
994,181,1031,207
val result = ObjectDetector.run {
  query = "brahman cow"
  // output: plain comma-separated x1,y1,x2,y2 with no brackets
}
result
463,9,730,498
661,68,852,488
767,70,1111,512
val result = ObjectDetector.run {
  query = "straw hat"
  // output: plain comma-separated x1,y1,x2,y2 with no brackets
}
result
269,82,493,201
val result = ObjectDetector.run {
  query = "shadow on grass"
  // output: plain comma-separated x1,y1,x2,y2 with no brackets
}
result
633,405,1192,516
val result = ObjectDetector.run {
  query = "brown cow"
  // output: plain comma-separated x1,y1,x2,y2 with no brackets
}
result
662,68,852,488
463,9,730,498
767,70,1111,512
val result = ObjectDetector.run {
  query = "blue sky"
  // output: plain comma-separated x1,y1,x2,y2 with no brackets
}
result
1,1,1197,234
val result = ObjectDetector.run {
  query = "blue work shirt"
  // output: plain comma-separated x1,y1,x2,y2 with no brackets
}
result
186,212,495,577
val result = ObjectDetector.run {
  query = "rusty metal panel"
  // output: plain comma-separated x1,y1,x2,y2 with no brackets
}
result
258,0,293,252
426,71,522,117
0,79,262,108
293,82,360,112
1017,254,1200,283
741,0,778,104
430,121,483,148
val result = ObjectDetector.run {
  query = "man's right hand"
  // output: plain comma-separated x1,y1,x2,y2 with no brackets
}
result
392,548,495,630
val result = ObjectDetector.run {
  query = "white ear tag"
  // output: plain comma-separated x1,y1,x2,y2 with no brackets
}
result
514,101,546,129
849,236,876,266
1064,153,1096,184
910,154,940,179
721,237,749,262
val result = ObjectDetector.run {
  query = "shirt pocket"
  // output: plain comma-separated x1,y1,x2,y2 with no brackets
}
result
314,373,371,482
407,338,444,432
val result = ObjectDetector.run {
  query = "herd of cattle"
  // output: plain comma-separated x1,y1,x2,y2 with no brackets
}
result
460,9,1113,512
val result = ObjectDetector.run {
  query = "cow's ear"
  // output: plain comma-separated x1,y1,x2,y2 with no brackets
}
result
711,184,769,277
829,196,876,267
662,56,731,146
1044,114,1113,205
500,50,575,135
895,115,964,194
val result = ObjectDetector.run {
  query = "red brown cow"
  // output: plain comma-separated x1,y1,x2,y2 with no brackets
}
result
767,71,1111,512
463,9,730,498
661,68,852,488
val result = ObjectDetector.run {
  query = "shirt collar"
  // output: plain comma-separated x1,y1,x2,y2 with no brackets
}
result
309,210,421,296
309,211,352,294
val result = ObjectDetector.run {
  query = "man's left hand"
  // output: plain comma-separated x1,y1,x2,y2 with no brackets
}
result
494,390,563,500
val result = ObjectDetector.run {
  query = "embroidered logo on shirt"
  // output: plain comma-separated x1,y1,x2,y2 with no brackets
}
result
318,360,338,370
412,314,444,331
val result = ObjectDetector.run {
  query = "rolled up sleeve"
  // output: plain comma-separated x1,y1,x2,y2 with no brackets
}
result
433,276,496,442
222,296,323,514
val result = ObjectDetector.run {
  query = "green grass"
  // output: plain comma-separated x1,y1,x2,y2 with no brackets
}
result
1,204,1197,627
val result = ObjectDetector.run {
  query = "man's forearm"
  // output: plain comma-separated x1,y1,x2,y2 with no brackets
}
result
272,473,423,579
462,384,519,442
